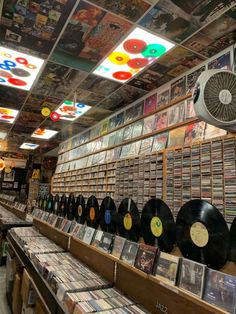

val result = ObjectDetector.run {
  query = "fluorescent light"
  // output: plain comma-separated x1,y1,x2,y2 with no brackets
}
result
20,143,39,150
0,131,7,139
31,128,58,140
55,100,91,121
0,46,44,91
93,27,174,83
0,107,19,124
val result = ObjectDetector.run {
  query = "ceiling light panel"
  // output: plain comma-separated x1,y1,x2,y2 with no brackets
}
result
0,107,19,124
0,46,44,91
93,27,175,83
31,128,58,140
20,143,39,150
55,100,91,121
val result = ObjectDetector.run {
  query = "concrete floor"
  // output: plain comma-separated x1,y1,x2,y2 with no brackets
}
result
0,266,11,314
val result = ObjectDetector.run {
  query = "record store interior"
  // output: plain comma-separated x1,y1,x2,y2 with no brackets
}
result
0,1,236,314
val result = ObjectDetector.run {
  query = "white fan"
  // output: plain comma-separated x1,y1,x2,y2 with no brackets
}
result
193,69,236,131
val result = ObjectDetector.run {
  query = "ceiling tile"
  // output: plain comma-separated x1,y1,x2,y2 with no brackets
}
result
88,0,151,22
52,1,132,70
0,85,27,110
79,75,122,96
12,124,36,135
84,107,113,121
14,111,44,128
0,0,77,58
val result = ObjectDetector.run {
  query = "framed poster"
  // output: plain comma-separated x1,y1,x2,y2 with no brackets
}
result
4,169,15,182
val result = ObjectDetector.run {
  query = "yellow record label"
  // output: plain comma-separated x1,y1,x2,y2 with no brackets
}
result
41,107,51,117
150,217,163,237
123,213,132,231
4,166,12,174
90,207,95,221
190,222,209,248
78,205,82,217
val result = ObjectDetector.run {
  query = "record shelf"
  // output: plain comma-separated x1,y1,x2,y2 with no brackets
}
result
9,217,233,314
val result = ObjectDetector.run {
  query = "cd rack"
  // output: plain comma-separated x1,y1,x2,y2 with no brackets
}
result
27,218,233,314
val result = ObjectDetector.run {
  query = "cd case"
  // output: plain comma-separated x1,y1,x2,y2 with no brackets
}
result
155,252,180,285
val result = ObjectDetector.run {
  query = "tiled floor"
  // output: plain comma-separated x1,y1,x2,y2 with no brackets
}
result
0,266,11,314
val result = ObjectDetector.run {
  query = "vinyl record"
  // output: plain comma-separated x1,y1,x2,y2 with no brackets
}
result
53,194,60,215
46,194,54,213
141,198,175,252
117,198,140,242
176,199,230,269
59,194,67,217
67,193,75,221
99,196,117,233
86,195,100,229
75,194,86,224
230,217,236,263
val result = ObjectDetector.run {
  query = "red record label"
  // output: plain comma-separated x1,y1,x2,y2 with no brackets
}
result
15,57,28,65
113,71,132,80
123,39,147,54
50,111,60,122
0,70,12,78
8,77,27,86
127,58,149,69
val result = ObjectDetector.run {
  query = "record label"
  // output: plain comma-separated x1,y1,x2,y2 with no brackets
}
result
150,217,163,237
124,213,132,231
105,210,111,224
90,207,95,221
190,222,209,248
78,205,82,217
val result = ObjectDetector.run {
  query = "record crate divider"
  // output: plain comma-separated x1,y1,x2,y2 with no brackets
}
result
33,217,69,251
0,199,27,221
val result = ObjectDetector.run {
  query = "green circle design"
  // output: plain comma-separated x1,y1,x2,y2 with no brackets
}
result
142,44,166,58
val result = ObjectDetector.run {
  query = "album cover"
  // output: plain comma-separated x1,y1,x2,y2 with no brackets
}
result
129,140,141,157
184,121,206,145
98,232,114,253
203,268,236,313
82,227,96,245
144,94,157,115
111,236,126,259
108,131,117,147
120,241,139,266
123,124,134,141
204,124,227,140
170,76,186,101
120,145,131,159
178,258,206,298
124,102,143,122
186,66,205,93
76,225,87,241
155,252,180,285
139,137,154,155
185,98,196,119
62,220,72,233
132,120,143,138
142,115,155,135
168,126,186,148
152,132,169,152
157,90,169,108
168,102,185,126
208,52,231,70
154,110,168,131
114,129,124,145
91,230,104,248
134,244,158,274
101,120,109,135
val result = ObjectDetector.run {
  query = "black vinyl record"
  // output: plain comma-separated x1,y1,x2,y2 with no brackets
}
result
59,194,67,217
230,217,236,263
67,193,75,220
75,194,86,224
53,194,60,215
176,199,230,269
117,198,140,242
99,196,117,233
141,198,175,252
86,195,100,229
46,194,54,213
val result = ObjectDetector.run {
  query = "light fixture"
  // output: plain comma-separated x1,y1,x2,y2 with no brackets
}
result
0,107,19,124
55,93,91,121
20,143,39,150
31,128,58,140
0,46,44,91
93,27,175,83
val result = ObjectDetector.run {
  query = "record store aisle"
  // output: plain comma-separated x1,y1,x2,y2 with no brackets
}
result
0,266,11,314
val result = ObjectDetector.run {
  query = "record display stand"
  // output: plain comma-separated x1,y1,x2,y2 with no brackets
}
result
115,261,227,314
0,200,27,221
70,236,116,283
33,217,69,250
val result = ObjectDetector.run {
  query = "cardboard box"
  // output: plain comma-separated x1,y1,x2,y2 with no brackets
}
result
21,303,35,314
12,273,22,314
21,270,36,307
